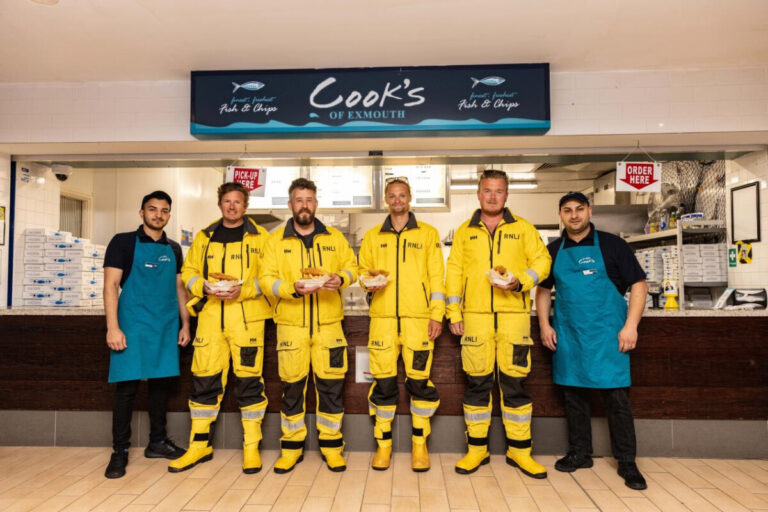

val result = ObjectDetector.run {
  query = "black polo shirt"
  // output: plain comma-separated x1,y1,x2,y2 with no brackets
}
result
104,225,183,287
539,223,646,296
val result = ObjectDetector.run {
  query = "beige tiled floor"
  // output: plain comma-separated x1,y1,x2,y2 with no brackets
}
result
0,447,767,511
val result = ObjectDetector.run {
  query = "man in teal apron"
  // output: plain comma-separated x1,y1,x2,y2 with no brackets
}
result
103,190,191,478
535,192,649,490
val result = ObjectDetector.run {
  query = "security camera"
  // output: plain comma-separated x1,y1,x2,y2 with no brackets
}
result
52,164,72,182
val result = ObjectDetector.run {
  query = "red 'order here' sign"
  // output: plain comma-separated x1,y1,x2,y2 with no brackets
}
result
616,161,661,192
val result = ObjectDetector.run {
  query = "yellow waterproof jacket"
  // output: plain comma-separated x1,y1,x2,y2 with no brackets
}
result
358,213,445,322
260,219,358,327
181,216,273,329
445,208,551,323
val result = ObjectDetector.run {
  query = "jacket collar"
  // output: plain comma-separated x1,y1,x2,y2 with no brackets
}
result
136,225,169,244
283,217,329,239
380,212,418,233
469,208,515,227
561,222,596,245
203,215,261,237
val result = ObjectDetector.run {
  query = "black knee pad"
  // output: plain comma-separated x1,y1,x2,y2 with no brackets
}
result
235,376,266,408
499,371,531,408
315,377,345,414
370,376,399,406
463,372,494,406
281,376,308,416
405,378,439,403
190,372,224,405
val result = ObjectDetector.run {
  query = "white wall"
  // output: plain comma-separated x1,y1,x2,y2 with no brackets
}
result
726,150,768,289
0,67,766,143
91,167,222,247
0,154,10,307
351,191,562,241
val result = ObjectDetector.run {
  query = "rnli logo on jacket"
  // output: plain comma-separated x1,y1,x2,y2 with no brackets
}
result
230,254,242,260
370,340,384,347
278,340,293,348
503,233,520,240
250,247,262,256
158,255,172,262
578,257,596,265
407,242,423,249
321,245,336,252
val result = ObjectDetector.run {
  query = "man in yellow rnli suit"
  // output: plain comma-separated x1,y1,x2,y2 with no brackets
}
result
169,182,272,474
446,170,552,478
260,178,358,473
358,178,445,472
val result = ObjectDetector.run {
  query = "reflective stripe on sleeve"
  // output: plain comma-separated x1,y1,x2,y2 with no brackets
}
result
524,269,540,286
430,292,445,301
272,279,283,297
446,295,461,305
187,275,201,292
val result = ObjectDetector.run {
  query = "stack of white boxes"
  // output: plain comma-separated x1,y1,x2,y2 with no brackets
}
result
682,243,727,284
22,228,105,308
661,246,680,281
635,247,664,283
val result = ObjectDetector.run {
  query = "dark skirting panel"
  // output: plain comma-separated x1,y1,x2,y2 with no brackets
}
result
0,314,766,419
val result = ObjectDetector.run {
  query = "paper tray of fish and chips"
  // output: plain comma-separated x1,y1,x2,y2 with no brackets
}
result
486,265,515,286
206,272,243,292
361,269,391,288
297,268,332,290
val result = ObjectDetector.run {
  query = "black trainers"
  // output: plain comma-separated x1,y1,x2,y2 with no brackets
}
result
618,462,648,490
555,452,594,472
105,450,129,479
145,438,186,460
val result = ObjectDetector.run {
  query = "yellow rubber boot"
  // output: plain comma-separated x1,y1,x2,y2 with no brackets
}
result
242,416,263,474
320,443,347,472
506,446,547,479
168,420,214,473
411,438,430,472
371,442,392,471
455,444,490,475
273,449,304,474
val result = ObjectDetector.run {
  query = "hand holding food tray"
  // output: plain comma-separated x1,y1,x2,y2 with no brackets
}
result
206,272,243,292
486,265,516,287
361,269,390,289
298,268,332,291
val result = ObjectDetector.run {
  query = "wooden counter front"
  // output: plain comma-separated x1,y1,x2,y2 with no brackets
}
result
0,314,765,419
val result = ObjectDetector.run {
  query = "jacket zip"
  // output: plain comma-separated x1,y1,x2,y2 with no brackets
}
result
395,233,401,334
487,228,494,313
221,244,227,331
402,237,407,262
497,235,502,254
240,241,247,330
421,283,429,308
308,246,314,337
316,243,323,266
300,244,306,329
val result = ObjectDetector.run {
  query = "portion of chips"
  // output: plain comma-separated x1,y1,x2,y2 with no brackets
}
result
209,272,238,281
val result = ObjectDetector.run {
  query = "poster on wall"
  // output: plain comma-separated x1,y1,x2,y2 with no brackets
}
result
310,166,374,209
382,165,447,209
225,166,266,197
616,162,662,193
191,64,550,139
228,166,301,209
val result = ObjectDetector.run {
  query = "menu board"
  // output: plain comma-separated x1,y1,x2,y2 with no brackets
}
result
232,166,300,210
382,165,448,208
309,166,374,209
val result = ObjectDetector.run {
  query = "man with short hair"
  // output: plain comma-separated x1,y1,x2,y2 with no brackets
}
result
358,177,445,472
169,182,272,474
535,192,649,490
103,190,190,479
446,169,551,478
260,178,358,473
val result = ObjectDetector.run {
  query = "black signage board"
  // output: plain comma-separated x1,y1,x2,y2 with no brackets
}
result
191,63,549,139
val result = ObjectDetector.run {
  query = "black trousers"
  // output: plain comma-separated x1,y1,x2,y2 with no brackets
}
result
561,385,637,463
112,378,172,450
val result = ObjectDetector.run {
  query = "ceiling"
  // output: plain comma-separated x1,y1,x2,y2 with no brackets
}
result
1,0,767,83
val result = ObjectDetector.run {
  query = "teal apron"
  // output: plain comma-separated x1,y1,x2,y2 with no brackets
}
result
108,236,180,382
551,230,630,388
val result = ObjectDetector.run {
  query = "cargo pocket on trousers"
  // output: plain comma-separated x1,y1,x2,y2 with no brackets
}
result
460,335,493,376
234,338,264,377
276,340,306,383
191,336,212,375
501,342,532,377
405,337,433,375
367,336,396,377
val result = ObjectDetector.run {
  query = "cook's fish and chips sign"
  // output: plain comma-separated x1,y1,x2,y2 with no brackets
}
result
616,161,662,192
191,64,550,139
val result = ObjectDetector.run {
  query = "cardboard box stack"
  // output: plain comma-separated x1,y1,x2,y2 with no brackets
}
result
682,243,727,283
635,247,664,283
22,228,105,308
661,246,680,282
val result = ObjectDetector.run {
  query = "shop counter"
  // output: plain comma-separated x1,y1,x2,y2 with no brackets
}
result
0,309,765,420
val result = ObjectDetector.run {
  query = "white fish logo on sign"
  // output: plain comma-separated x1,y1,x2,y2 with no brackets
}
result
232,81,265,93
470,76,506,88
